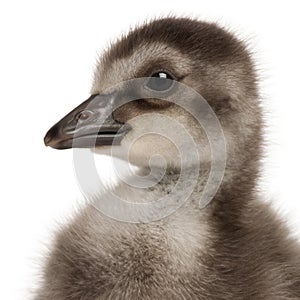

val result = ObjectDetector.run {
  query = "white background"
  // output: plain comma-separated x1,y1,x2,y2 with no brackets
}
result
0,1,299,299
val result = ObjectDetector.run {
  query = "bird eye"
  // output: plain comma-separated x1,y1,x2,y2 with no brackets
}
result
76,110,93,121
146,71,174,91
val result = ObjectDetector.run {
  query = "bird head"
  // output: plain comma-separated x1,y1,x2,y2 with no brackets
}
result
44,18,261,173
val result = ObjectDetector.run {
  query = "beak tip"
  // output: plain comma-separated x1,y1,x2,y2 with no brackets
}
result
44,131,53,146
44,124,60,147
44,137,50,146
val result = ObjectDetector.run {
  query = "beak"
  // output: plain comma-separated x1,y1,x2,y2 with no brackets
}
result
44,94,131,149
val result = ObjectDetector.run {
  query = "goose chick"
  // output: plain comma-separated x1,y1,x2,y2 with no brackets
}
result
39,17,300,299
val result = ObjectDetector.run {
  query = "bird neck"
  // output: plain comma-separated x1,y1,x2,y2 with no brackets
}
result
111,164,211,206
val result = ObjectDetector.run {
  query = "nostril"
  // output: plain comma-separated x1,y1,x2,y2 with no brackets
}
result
76,110,93,121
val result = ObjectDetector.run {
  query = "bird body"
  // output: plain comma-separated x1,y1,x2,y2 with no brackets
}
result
38,18,300,299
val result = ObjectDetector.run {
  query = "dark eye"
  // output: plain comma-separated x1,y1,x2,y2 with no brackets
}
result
146,71,174,91
76,110,93,121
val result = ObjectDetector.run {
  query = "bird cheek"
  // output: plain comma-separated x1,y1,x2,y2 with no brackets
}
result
113,102,141,123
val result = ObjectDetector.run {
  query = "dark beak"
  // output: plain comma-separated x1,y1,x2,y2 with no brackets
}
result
44,94,131,149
